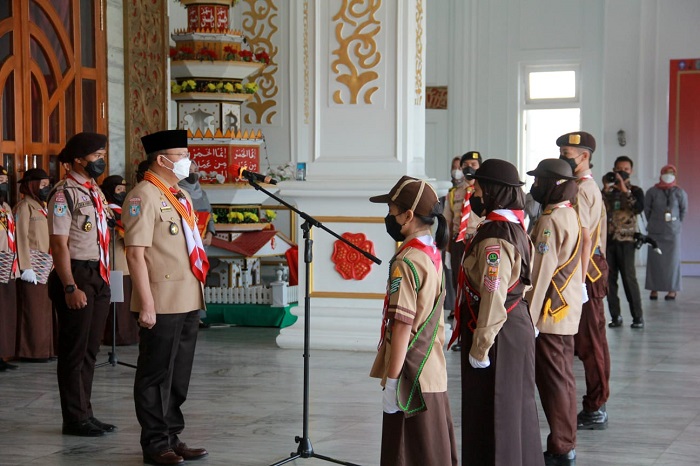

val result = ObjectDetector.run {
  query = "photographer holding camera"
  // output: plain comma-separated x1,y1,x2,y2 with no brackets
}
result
602,156,645,329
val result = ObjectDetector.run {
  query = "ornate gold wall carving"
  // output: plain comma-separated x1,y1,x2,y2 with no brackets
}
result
241,0,279,125
414,0,424,105
124,0,168,179
331,0,382,105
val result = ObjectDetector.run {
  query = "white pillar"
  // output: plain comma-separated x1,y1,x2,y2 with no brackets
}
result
277,0,427,351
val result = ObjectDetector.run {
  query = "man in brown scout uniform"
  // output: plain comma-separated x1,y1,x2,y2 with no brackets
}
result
557,131,611,431
124,130,209,465
525,159,583,466
47,132,116,437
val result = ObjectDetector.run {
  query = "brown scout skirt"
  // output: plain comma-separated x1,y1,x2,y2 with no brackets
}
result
461,303,543,466
0,280,17,358
16,281,55,359
381,391,458,466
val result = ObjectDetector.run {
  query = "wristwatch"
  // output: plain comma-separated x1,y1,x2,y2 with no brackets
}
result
64,284,76,294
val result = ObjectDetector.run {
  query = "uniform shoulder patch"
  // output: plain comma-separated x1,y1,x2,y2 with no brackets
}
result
389,266,402,294
129,197,142,216
483,244,501,292
543,229,551,237
537,242,549,254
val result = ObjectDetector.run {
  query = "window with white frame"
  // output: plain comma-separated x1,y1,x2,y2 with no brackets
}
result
521,65,581,189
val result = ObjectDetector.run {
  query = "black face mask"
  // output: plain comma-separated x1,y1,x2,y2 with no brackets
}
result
471,195,485,217
462,166,477,179
112,192,126,205
384,214,405,242
38,186,52,202
530,184,548,205
559,155,578,174
85,158,106,178
0,183,8,194
184,173,199,184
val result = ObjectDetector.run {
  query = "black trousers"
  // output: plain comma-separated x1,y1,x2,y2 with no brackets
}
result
48,262,111,423
606,240,643,322
134,310,199,454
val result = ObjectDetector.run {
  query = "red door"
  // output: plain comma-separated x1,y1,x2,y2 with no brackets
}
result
668,59,700,276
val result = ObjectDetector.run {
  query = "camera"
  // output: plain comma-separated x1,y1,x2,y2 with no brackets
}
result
604,170,630,184
633,232,662,255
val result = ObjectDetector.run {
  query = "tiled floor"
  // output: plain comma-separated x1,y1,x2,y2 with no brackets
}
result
1,272,699,465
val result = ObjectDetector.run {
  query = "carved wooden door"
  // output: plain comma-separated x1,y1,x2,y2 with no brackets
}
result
0,0,106,203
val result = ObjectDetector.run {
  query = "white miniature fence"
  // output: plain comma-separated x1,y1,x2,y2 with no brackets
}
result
205,283,298,307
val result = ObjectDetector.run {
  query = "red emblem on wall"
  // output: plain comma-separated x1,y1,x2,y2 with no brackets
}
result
331,233,375,280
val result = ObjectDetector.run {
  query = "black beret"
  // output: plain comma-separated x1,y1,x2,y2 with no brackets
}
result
100,175,126,192
141,130,188,154
461,151,483,165
17,168,50,183
58,132,107,162
556,131,596,153
465,159,525,187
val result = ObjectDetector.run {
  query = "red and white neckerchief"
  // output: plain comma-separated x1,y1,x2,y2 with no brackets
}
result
3,205,18,275
455,189,473,242
108,204,125,237
485,209,526,230
144,172,209,283
378,235,441,350
68,174,110,284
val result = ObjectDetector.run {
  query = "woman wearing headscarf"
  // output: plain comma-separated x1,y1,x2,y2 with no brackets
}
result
369,176,458,466
0,165,19,371
644,165,688,300
450,159,543,466
14,168,55,361
100,175,139,345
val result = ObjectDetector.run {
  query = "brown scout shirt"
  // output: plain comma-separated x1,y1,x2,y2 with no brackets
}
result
14,197,50,270
122,172,204,315
575,170,607,275
463,237,531,361
47,172,103,261
370,231,447,393
526,203,583,335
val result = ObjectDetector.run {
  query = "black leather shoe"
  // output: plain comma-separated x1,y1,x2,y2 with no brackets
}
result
544,449,576,466
143,449,184,465
89,416,116,432
451,343,462,352
631,320,645,329
608,316,623,328
173,442,208,461
577,405,608,430
62,419,105,437
0,360,18,370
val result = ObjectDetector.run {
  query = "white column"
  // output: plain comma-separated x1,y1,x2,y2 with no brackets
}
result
277,0,428,351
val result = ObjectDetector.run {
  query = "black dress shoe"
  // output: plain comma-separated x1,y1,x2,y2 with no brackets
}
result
608,316,623,328
665,294,676,300
451,343,462,352
631,320,645,329
62,419,105,437
544,449,576,466
89,416,116,432
0,360,19,370
173,442,208,461
143,449,184,465
577,405,608,430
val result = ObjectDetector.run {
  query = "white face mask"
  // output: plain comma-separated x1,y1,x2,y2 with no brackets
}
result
451,169,464,180
661,173,675,184
161,155,191,180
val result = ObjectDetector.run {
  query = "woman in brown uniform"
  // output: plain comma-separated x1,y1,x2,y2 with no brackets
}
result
0,165,19,371
451,159,543,466
14,168,55,360
369,176,458,466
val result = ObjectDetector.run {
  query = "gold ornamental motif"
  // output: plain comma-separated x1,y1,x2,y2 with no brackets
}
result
331,0,382,105
125,0,168,179
241,0,279,125
414,0,424,105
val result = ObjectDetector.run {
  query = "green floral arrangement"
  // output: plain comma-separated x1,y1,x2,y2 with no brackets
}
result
213,207,274,224
171,79,258,95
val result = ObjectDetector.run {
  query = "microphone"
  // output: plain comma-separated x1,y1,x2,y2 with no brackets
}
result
228,164,278,185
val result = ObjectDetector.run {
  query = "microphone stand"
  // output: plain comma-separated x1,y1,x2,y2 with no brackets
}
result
242,174,380,466
96,224,136,369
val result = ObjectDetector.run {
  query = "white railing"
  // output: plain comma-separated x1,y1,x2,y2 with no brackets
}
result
204,283,299,306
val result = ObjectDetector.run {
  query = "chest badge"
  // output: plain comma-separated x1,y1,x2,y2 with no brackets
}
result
83,218,93,232
169,222,179,235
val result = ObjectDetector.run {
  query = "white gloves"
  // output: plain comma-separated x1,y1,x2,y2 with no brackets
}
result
534,327,540,338
382,377,400,414
469,353,490,369
20,269,38,285
582,283,589,304
444,252,452,270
